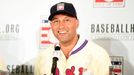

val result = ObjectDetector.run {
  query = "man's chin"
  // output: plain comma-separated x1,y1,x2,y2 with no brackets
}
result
59,39,68,44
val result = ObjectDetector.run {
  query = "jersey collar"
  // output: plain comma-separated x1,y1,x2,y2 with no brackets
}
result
69,35,88,56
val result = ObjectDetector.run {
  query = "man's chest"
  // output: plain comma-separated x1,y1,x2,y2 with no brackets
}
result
43,52,92,75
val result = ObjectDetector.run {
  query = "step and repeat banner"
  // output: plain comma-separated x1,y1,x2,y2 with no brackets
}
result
0,0,134,75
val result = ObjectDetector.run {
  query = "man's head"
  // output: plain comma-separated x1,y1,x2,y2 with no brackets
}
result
49,2,79,44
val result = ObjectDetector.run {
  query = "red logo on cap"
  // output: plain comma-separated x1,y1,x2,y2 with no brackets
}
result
57,4,64,10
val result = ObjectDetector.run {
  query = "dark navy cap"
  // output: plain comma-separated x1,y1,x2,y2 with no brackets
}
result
48,2,77,20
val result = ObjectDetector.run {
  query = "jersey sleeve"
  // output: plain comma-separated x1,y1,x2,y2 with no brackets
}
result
34,45,54,75
96,48,111,75
34,51,45,75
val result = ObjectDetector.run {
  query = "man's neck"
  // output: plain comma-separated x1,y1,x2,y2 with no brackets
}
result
60,35,79,59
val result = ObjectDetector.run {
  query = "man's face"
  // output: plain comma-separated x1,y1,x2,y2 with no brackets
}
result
51,14,79,43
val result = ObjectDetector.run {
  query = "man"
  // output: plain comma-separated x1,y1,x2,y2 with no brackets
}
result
35,2,111,75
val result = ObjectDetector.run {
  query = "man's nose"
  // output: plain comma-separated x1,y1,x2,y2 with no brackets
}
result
59,21,65,29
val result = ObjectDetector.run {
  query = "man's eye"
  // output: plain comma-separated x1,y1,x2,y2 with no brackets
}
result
65,19,70,21
64,19,71,23
54,20,58,22
53,20,59,23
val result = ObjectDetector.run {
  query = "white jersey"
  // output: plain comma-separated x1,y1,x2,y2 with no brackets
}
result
35,37,111,75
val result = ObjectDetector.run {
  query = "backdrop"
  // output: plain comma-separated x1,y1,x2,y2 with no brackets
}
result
0,0,133,75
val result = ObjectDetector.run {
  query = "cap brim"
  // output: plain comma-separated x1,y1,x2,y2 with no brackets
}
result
48,10,77,21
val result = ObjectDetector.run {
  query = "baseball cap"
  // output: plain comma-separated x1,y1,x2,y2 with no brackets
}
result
48,2,77,20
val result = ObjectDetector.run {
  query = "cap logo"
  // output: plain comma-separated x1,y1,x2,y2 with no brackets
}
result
57,3,64,11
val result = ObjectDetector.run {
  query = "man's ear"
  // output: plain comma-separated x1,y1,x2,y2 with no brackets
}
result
76,19,79,29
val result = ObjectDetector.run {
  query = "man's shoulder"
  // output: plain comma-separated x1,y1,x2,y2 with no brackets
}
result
86,40,104,50
86,40,109,56
86,40,111,64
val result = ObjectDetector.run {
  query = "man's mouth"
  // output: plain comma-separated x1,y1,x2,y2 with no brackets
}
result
58,31,67,34
58,31,68,36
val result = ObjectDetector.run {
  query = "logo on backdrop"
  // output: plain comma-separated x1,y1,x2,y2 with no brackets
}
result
0,24,19,40
110,56,123,75
0,65,34,75
90,23,134,40
94,0,125,8
40,19,53,49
